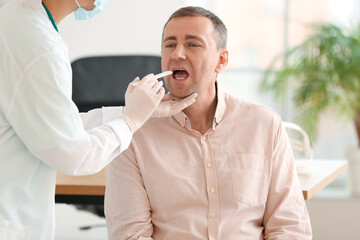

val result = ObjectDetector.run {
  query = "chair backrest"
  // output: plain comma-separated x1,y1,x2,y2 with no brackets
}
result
283,121,313,172
71,55,162,112
282,121,313,159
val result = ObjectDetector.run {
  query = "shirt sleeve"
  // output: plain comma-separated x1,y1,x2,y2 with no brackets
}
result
6,52,132,175
263,116,312,240
105,145,154,240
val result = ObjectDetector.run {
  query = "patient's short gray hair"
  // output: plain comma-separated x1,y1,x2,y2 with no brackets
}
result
163,6,227,49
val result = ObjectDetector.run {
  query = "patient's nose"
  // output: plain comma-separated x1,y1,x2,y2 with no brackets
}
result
172,45,186,60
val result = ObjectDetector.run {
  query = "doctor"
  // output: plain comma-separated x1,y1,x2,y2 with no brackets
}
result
0,0,197,239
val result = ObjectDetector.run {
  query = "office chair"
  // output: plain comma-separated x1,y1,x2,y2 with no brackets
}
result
71,55,162,230
72,55,163,112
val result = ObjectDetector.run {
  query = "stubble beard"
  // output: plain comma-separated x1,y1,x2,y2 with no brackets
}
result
166,81,196,99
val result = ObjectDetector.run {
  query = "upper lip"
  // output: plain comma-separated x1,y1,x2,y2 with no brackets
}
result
171,66,188,72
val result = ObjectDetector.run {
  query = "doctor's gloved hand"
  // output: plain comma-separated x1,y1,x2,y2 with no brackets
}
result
151,93,198,118
120,74,165,133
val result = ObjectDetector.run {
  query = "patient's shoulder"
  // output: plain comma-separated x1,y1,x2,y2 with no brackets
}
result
224,92,281,120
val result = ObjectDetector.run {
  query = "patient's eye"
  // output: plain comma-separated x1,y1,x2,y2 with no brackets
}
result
188,43,200,47
165,43,176,48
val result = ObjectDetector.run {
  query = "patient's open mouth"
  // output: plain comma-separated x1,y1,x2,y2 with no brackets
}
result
173,69,189,80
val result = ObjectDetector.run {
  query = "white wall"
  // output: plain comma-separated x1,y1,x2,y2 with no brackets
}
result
0,0,10,6
59,0,209,62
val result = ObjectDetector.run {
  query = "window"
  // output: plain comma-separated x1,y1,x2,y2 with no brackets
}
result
210,0,359,158
211,0,359,70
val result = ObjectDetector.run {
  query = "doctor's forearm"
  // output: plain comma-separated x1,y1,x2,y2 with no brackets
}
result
33,119,131,175
80,106,124,130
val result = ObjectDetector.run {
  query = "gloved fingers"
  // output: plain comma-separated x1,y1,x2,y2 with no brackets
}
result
138,73,156,87
127,76,140,92
161,92,198,102
161,93,176,101
152,81,164,94
167,93,197,115
172,93,198,106
170,97,196,111
181,92,198,103
131,76,140,84
169,103,189,115
157,86,165,97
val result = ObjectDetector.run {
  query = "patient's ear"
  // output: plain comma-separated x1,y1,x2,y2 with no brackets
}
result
215,49,228,73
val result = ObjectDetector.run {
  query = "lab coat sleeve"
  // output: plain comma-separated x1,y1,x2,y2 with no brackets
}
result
262,117,312,240
6,52,132,175
105,145,154,240
80,106,124,131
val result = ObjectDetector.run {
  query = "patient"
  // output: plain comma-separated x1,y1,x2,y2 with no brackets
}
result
105,6,312,240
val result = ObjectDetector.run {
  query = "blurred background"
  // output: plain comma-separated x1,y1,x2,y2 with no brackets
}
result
58,0,359,160
1,0,360,239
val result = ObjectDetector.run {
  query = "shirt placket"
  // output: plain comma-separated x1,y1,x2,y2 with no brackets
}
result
200,133,219,240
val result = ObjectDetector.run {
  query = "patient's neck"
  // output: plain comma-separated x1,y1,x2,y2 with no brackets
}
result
42,0,77,24
183,86,217,135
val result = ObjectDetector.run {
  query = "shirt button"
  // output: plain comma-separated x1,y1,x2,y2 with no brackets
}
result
201,135,207,141
210,187,216,193
207,162,213,168
210,213,216,218
106,216,110,222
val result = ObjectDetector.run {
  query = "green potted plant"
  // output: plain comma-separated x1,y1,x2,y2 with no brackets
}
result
261,23,360,196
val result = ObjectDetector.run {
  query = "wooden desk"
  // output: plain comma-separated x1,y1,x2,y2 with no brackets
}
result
298,159,348,200
55,159,348,203
56,168,107,196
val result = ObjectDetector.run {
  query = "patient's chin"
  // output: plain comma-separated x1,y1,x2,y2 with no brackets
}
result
169,92,191,99
167,85,194,99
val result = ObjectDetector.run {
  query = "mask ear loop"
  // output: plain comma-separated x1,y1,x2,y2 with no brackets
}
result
74,0,81,8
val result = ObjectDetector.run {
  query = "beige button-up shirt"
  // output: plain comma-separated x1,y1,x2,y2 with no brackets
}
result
105,84,312,240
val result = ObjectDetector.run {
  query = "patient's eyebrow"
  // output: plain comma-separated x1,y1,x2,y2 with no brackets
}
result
185,35,205,43
163,35,205,43
163,36,177,43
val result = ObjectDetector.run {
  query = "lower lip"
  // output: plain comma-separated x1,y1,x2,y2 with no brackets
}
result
171,74,189,82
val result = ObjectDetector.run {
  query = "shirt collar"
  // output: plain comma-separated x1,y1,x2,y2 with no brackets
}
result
173,81,226,130
214,81,226,125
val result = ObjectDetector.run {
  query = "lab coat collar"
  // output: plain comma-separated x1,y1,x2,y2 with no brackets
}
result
14,0,50,25
173,81,226,130
16,0,43,11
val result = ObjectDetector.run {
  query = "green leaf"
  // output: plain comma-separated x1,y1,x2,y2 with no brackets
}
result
261,23,360,143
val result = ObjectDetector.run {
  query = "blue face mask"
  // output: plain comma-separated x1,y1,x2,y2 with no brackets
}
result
74,0,110,20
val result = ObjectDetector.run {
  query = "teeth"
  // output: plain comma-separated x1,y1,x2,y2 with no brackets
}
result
173,69,187,80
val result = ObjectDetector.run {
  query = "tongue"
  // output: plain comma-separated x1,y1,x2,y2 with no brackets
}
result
174,70,189,80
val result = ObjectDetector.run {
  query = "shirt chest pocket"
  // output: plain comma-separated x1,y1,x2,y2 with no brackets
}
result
229,154,269,206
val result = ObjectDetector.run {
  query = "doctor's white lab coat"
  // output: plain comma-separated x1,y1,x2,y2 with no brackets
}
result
0,0,129,239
